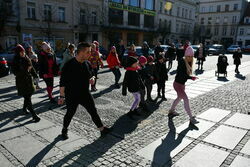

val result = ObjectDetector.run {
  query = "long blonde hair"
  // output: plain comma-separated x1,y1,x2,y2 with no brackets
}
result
184,57,193,75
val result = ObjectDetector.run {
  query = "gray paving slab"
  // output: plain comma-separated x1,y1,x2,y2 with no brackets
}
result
240,140,250,155
0,152,14,167
37,126,82,147
176,119,215,139
0,121,26,142
59,138,89,152
230,156,250,167
2,134,59,166
204,125,247,149
137,134,193,166
172,144,229,167
224,113,250,130
197,108,231,122
15,117,55,132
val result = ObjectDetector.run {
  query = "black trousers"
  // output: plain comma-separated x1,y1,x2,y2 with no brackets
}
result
43,77,54,87
23,94,37,117
93,68,98,87
146,83,153,99
157,81,165,96
63,93,103,129
111,68,121,84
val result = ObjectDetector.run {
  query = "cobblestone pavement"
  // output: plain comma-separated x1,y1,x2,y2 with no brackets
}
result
0,55,250,167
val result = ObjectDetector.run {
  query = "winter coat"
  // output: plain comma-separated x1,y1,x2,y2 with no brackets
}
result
176,49,185,61
165,47,176,61
88,50,103,69
145,63,159,85
107,52,120,69
115,44,126,58
154,46,164,59
122,68,145,95
12,55,38,96
38,51,59,78
233,52,242,65
156,62,168,83
138,65,150,82
142,47,150,57
195,47,206,61
60,49,75,71
175,58,192,85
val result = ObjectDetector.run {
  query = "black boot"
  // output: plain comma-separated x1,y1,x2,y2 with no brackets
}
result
100,127,111,137
28,107,40,122
140,103,150,112
61,128,69,140
22,107,29,115
162,94,167,100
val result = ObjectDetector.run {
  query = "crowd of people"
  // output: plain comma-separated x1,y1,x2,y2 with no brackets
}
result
11,39,243,139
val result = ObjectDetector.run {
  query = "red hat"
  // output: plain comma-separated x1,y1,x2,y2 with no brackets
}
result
139,56,147,64
93,41,99,46
147,56,154,62
15,44,25,54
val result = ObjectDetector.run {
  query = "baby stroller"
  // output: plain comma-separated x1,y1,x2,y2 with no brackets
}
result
215,55,229,77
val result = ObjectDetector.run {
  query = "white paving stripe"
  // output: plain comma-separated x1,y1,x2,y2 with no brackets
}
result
152,61,250,99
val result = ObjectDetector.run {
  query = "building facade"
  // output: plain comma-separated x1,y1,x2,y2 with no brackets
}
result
236,2,250,47
198,0,248,47
0,0,197,52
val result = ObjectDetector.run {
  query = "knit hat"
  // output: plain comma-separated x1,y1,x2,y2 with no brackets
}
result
139,56,147,64
93,41,99,46
147,56,154,62
41,42,51,51
15,44,25,54
111,46,116,50
126,56,138,67
184,46,194,57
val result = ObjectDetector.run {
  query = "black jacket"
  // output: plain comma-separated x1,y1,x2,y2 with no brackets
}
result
60,58,94,99
176,49,185,61
38,51,58,78
175,58,192,85
138,65,150,82
155,46,164,59
165,47,176,61
233,52,242,65
142,47,150,57
156,62,168,82
122,70,145,95
145,63,159,84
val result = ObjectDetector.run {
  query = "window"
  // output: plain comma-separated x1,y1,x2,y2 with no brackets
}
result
6,1,13,13
214,26,219,35
217,5,221,12
160,2,163,13
209,6,213,12
44,5,52,21
159,19,162,28
216,17,220,24
222,26,227,36
232,16,237,23
80,9,86,24
231,27,235,35
144,15,154,28
169,8,172,15
177,7,180,17
247,28,250,35
239,28,244,35
111,0,123,3
176,24,179,32
27,2,36,19
128,12,140,26
182,8,184,17
233,4,238,11
58,7,65,22
91,11,97,24
109,8,123,25
224,17,228,23
189,10,192,19
185,9,188,18
208,17,212,24
201,18,205,24
129,0,140,7
225,5,229,12
145,0,154,10
245,18,250,24
201,7,205,13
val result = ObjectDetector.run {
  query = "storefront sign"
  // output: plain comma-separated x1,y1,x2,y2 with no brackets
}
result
22,33,33,46
109,2,156,16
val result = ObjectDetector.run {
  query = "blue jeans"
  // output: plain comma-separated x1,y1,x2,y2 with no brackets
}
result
111,68,121,84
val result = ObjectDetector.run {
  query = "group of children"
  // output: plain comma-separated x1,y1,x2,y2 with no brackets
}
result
122,53,169,118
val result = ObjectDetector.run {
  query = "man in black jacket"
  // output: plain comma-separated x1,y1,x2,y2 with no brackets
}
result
58,42,110,140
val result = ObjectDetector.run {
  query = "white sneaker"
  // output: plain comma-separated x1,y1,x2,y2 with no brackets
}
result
190,116,199,124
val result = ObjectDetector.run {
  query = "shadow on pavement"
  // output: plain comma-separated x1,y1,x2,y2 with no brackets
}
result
152,119,198,167
0,85,16,94
26,135,62,167
235,73,246,80
169,70,177,75
194,69,204,75
92,84,119,99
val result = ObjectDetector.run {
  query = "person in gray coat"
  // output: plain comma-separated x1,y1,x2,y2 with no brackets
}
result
60,44,75,71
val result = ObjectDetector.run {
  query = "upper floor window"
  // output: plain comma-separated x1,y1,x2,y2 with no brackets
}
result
111,0,123,3
129,0,140,7
224,16,228,23
216,17,220,24
91,11,97,24
232,16,237,23
201,18,204,24
58,7,65,22
208,17,212,24
185,9,188,18
177,7,180,17
209,6,213,12
80,9,86,24
27,2,36,19
145,0,154,10
189,10,192,19
44,4,52,21
201,7,205,13
225,5,229,12
217,5,221,12
233,4,238,11
182,8,184,17
239,28,244,35
245,18,250,24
